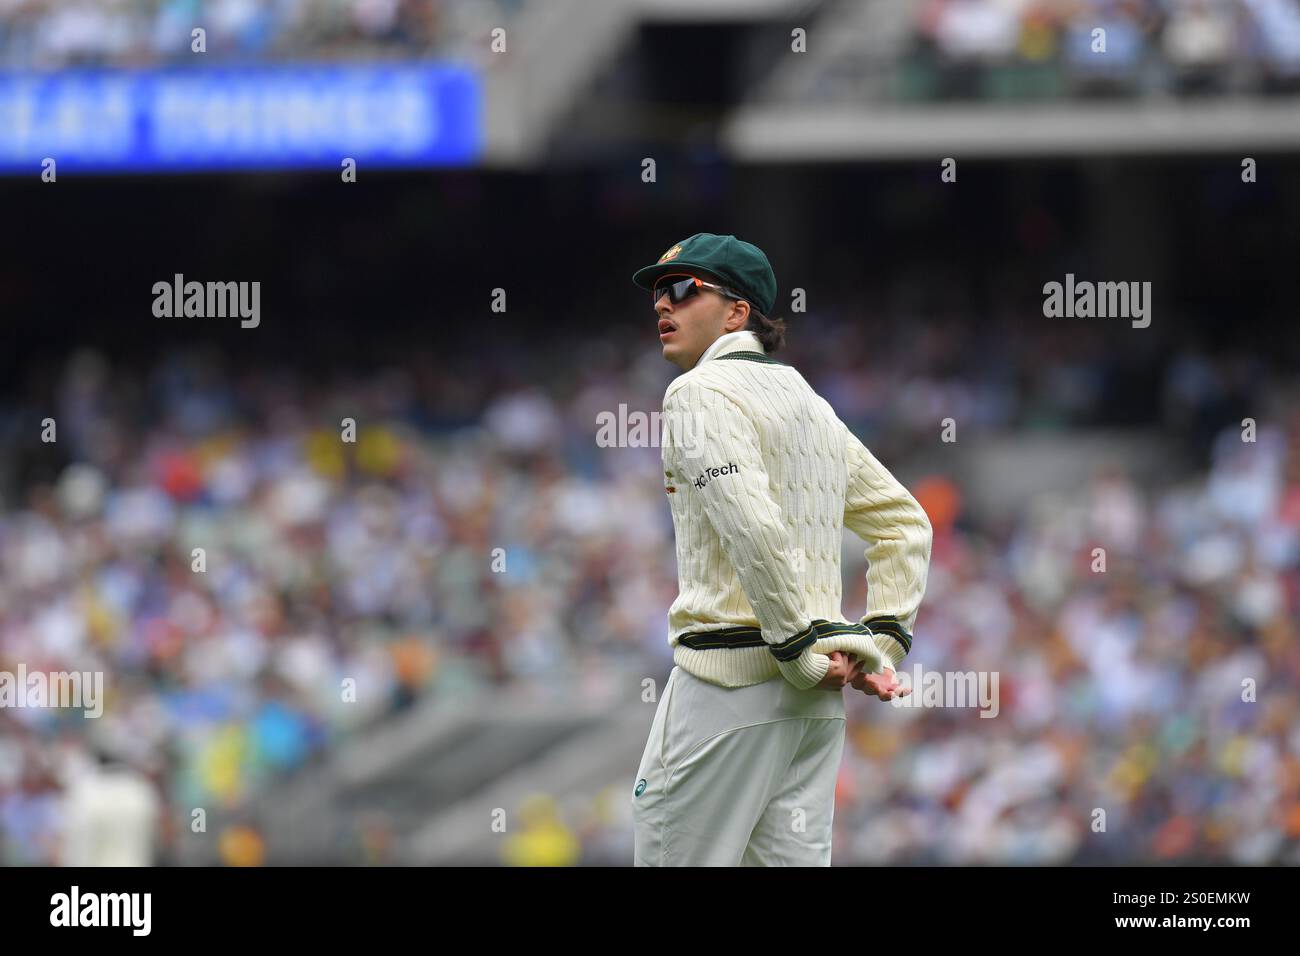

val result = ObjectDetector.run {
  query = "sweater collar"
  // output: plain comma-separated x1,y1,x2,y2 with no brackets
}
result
693,329,764,368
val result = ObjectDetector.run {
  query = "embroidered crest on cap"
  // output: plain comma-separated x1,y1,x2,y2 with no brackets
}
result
659,244,682,262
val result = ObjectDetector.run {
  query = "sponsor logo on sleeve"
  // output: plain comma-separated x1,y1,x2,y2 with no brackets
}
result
693,462,740,489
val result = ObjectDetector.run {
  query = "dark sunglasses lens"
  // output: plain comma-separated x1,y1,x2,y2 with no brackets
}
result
653,277,696,305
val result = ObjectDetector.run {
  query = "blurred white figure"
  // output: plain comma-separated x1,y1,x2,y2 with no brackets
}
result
61,759,160,867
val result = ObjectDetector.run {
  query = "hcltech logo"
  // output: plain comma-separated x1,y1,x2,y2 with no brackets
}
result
693,462,740,490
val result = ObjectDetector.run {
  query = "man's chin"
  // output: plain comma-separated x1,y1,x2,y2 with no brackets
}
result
662,346,695,370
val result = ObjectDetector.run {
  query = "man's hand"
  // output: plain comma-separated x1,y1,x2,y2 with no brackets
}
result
813,651,865,691
851,666,911,701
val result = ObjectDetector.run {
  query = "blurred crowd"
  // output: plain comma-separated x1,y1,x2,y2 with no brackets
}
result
835,406,1299,864
0,0,530,69
8,0,1300,101
1,321,1297,864
905,0,1300,97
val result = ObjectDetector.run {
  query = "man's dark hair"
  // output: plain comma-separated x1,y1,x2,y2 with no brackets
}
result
689,271,786,354
745,309,787,354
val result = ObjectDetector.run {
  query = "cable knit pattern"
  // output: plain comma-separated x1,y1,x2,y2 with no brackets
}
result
660,330,933,689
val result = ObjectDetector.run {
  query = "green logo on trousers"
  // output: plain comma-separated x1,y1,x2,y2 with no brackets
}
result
634,778,647,797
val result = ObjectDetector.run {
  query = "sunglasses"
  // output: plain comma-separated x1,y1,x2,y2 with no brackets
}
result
652,274,745,308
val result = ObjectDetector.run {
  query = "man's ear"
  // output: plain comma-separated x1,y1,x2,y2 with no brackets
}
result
725,300,750,332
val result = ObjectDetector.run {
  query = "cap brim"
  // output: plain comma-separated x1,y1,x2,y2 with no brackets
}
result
632,261,726,291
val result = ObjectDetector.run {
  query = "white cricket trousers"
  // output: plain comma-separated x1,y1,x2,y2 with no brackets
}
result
631,664,846,866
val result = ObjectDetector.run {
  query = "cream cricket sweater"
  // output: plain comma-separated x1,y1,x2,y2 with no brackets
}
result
660,329,933,690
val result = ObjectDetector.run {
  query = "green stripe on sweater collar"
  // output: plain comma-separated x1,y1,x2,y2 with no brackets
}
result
711,350,784,365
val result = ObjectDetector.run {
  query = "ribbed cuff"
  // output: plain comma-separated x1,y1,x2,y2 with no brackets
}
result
810,632,883,674
777,648,830,690
861,615,912,671
871,633,908,671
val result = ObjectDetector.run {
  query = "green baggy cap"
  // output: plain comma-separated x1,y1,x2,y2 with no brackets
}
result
632,233,777,317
